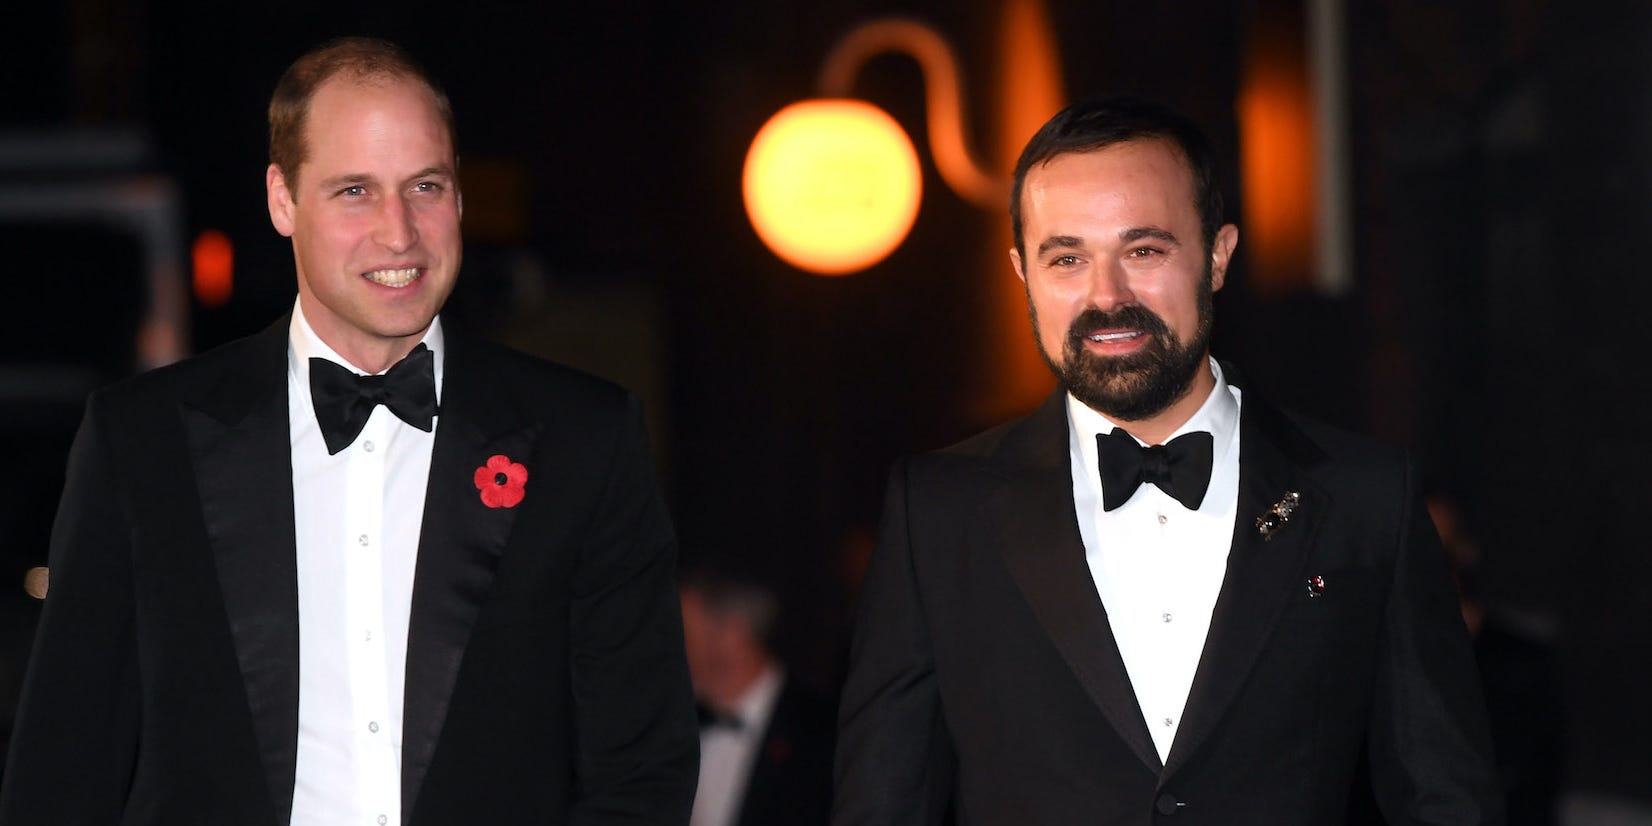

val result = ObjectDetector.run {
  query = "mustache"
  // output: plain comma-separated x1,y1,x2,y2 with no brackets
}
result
1064,305,1171,350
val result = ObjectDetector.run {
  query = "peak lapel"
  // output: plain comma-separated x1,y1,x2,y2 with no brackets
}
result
182,318,301,821
1162,398,1329,776
989,392,1162,772
401,334,541,819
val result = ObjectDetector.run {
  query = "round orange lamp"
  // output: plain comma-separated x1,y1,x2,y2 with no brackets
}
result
742,99,922,275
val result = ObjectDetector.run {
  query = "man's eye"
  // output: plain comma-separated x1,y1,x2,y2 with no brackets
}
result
339,185,367,197
413,181,441,193
1127,247,1162,259
1050,254,1080,267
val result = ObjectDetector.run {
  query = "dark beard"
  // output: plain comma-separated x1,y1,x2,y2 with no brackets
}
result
1031,280,1214,422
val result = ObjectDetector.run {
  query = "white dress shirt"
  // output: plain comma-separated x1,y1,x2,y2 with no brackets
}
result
287,301,444,826
1067,359,1242,763
691,666,784,826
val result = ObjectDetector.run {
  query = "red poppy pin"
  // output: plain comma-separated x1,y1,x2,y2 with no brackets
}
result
474,454,528,509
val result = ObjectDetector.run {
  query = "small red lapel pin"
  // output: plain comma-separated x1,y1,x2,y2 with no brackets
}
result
1306,575,1327,597
474,454,528,508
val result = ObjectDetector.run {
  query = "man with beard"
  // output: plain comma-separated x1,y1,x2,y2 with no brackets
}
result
832,98,1501,826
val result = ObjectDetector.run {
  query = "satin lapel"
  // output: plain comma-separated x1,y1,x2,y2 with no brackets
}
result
1162,397,1330,776
401,334,540,819
182,319,300,821
989,392,1162,772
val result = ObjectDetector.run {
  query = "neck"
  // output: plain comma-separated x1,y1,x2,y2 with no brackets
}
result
335,337,424,375
701,655,774,712
296,295,428,374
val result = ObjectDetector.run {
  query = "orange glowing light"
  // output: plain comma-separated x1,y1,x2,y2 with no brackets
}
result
192,229,234,308
1238,14,1317,294
987,0,1067,421
743,99,922,275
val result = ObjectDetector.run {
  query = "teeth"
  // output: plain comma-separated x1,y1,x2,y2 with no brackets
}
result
1089,331,1140,342
364,267,421,288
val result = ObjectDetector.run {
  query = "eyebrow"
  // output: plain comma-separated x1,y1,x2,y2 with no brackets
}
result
405,166,454,183
1035,235,1085,257
1120,227,1179,245
1034,226,1181,258
316,166,455,192
317,173,373,191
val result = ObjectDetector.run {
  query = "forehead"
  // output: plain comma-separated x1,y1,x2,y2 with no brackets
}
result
302,75,453,166
1020,139,1199,230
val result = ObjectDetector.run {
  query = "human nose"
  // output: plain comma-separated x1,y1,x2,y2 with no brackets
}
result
1086,261,1135,311
373,194,419,252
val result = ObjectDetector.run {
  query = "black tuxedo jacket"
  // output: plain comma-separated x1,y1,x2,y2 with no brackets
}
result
734,678,835,826
834,387,1501,826
0,319,698,825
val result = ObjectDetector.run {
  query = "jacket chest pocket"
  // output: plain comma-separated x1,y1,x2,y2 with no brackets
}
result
1274,566,1384,652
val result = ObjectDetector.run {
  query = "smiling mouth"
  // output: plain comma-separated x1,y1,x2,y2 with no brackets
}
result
1087,330,1143,343
364,267,422,288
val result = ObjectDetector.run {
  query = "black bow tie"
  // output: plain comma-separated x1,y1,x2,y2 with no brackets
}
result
696,703,743,732
1096,428,1214,512
309,343,437,455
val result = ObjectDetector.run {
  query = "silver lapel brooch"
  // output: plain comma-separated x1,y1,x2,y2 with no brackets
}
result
1255,491,1301,541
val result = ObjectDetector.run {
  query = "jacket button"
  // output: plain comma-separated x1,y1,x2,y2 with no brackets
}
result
1156,792,1184,815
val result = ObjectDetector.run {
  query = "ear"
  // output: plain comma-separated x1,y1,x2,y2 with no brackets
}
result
1010,247,1027,285
267,164,296,238
1208,223,1239,292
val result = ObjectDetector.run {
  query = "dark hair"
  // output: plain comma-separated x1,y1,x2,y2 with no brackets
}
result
1010,97,1223,257
679,566,782,649
268,36,454,193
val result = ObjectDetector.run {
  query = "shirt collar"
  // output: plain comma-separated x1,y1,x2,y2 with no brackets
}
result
287,298,446,410
728,664,785,733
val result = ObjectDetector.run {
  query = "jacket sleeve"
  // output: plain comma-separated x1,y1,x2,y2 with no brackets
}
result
568,396,699,826
1365,453,1505,825
833,459,956,826
0,393,142,824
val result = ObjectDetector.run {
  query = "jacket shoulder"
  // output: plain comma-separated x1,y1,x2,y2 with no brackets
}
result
450,332,635,414
1244,398,1419,512
1258,400,1409,470
89,324,281,411
890,402,1063,496
923,394,1065,469
937,416,1024,459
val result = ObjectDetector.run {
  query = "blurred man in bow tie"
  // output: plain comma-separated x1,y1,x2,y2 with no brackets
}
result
833,97,1501,826
679,567,833,826
1,36,696,826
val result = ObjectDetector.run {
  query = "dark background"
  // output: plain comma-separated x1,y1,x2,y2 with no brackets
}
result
3,0,1648,818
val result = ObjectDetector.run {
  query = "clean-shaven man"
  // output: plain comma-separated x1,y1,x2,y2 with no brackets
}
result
1,37,697,826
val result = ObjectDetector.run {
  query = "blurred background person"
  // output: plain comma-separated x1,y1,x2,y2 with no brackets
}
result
680,565,834,826
1430,494,1562,826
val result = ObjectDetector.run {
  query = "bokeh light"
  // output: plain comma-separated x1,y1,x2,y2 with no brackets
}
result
743,99,922,275
192,228,234,308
